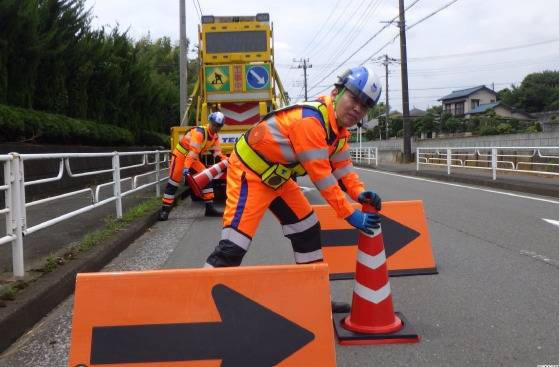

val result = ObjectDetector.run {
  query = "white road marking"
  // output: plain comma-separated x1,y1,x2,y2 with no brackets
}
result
543,218,559,228
356,167,559,205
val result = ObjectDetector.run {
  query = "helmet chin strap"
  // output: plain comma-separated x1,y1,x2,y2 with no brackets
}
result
333,87,346,127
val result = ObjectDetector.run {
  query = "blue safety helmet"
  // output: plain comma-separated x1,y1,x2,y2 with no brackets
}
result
208,111,225,127
335,66,382,109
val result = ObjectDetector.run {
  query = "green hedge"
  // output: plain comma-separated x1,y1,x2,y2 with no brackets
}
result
0,104,169,147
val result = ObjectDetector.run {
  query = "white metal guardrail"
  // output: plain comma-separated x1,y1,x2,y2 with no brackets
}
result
350,147,378,166
1,150,170,277
416,146,559,180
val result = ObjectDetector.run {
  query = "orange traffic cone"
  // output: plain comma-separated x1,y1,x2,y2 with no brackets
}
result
184,160,228,198
333,201,420,345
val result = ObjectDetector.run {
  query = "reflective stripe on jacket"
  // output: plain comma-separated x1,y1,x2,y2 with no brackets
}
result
239,96,364,219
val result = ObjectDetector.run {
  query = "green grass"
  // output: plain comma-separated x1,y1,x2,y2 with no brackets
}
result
77,197,161,252
0,196,163,303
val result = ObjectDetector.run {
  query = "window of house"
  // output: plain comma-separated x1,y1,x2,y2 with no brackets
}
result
471,99,480,109
445,104,452,113
455,102,465,116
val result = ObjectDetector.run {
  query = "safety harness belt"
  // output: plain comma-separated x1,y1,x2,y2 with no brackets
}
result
235,135,306,189
235,101,347,190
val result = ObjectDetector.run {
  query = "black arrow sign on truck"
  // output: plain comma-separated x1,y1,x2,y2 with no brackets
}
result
89,283,315,366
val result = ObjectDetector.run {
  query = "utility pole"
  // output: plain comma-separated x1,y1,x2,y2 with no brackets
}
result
382,55,398,141
294,58,312,101
179,0,188,126
398,0,412,162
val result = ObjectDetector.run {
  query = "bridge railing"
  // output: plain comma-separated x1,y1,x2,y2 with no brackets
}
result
350,147,378,166
1,150,170,277
416,146,559,179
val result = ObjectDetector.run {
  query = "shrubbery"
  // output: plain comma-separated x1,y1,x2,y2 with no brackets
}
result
0,104,169,147
478,126,499,136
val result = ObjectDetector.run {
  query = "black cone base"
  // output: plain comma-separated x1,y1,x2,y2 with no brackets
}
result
333,311,420,345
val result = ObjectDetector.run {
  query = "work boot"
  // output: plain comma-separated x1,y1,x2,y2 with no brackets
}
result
331,301,351,313
205,202,223,217
157,206,171,221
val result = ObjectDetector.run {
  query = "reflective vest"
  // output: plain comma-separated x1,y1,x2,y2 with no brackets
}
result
175,126,215,155
235,99,346,189
175,125,221,169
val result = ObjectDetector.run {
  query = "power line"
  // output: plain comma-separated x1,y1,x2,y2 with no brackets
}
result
306,0,420,96
406,0,459,30
307,0,384,85
408,38,559,62
191,0,202,19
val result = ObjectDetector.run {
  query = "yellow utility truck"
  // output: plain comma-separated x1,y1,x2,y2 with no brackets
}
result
171,13,289,156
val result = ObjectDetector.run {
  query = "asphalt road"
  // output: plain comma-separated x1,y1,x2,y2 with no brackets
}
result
1,166,559,366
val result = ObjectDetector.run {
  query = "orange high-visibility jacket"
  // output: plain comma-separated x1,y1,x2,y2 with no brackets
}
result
175,125,225,169
240,96,364,219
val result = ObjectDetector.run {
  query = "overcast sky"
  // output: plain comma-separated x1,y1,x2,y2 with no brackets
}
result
84,0,559,111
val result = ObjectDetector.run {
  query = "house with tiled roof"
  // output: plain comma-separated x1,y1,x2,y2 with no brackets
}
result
465,101,534,121
410,108,426,118
438,85,498,118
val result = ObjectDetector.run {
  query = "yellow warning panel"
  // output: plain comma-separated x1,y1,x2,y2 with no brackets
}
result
316,201,437,279
69,264,336,367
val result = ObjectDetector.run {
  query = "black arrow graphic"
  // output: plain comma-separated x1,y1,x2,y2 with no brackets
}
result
89,284,315,366
321,214,420,257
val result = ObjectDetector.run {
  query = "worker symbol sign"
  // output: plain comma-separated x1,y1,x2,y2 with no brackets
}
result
246,64,270,90
206,66,230,92
68,265,336,366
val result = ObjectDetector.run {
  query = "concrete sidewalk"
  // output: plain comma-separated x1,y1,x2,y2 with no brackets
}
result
1,162,558,353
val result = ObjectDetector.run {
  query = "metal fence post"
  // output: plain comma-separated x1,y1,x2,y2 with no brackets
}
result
112,152,123,218
492,147,497,180
9,153,25,277
446,148,452,175
155,151,161,197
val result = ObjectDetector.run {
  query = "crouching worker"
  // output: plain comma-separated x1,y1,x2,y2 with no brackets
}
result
203,66,384,313
158,112,228,221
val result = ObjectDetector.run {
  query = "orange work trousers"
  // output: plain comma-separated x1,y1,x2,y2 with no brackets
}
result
205,150,322,267
162,153,213,208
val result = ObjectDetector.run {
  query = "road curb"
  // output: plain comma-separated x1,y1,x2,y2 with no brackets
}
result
0,189,191,353
0,209,158,353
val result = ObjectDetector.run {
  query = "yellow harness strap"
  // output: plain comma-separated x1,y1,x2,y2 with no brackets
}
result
235,135,306,189
235,135,271,176
235,100,345,189
175,126,214,156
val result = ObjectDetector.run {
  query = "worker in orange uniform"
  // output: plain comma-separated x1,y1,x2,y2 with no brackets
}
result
158,112,227,221
204,66,383,313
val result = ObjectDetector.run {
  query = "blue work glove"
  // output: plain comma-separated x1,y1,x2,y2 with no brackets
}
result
358,190,382,211
345,209,381,234
182,167,189,176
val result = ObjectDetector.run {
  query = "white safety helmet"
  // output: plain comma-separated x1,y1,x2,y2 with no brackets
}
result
335,66,382,109
208,111,225,127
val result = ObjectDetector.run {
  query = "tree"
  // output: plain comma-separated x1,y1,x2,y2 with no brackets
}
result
0,0,41,107
499,70,559,112
33,0,91,114
413,113,438,137
0,0,190,139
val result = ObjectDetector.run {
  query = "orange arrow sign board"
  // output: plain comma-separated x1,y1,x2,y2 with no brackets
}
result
69,264,336,367
316,200,437,279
